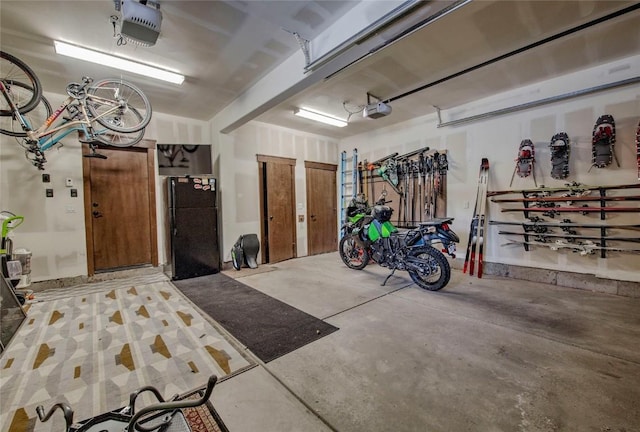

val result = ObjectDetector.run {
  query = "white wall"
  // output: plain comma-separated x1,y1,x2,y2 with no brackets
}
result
144,111,212,271
212,121,338,263
0,89,337,282
339,55,640,283
0,90,211,282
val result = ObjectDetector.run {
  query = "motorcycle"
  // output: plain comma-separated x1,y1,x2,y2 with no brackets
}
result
339,192,459,291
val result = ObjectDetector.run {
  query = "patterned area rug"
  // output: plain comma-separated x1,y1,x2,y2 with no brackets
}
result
0,275,252,432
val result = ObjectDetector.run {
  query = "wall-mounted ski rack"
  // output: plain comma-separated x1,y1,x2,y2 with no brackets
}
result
490,183,640,258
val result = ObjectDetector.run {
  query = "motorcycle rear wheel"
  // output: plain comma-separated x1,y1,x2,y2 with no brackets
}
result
339,235,370,270
407,246,451,291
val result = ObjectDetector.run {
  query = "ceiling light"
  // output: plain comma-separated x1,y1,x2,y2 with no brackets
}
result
54,41,184,85
294,108,347,127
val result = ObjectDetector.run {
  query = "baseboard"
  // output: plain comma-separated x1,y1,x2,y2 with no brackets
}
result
483,261,640,298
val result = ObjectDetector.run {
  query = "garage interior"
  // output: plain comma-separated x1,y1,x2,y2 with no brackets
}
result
1,1,639,431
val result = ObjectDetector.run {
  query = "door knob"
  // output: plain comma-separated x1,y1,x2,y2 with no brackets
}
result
92,202,99,207
92,211,103,218
269,216,274,220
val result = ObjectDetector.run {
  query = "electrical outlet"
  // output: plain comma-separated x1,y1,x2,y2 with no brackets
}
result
65,178,73,187
42,174,50,183
46,189,54,198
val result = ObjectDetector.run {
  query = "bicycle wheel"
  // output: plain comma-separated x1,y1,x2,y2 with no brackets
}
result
0,51,42,115
93,107,145,147
86,78,151,133
0,81,52,137
182,145,199,153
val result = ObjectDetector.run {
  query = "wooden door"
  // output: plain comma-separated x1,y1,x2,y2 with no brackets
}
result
83,143,158,274
258,155,296,264
306,161,337,255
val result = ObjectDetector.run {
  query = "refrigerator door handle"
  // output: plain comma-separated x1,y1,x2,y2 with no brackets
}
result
172,206,177,236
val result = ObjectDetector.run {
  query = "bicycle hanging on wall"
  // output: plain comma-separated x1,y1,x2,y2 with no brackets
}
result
157,144,199,168
0,51,152,169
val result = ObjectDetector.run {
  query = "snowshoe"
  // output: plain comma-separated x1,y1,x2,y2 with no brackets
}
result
590,114,617,170
510,139,536,186
549,132,570,180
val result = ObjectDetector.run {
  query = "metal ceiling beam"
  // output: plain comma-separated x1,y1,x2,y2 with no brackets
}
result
216,1,467,135
385,2,640,105
436,76,640,128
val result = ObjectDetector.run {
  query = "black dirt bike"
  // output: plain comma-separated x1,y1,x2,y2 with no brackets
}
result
339,192,459,291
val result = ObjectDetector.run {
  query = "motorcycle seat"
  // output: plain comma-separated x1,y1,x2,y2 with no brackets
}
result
419,218,454,226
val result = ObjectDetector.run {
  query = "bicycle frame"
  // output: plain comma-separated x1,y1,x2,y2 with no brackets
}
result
9,90,127,153
2,52,152,169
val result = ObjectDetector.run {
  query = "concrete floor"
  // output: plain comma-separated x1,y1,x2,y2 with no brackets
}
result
209,252,640,432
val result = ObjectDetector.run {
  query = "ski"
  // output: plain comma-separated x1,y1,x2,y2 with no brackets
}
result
498,231,640,243
502,239,640,256
463,161,484,274
489,219,640,231
636,119,640,181
475,157,489,278
502,206,640,214
487,182,640,197
463,158,489,277
492,195,640,203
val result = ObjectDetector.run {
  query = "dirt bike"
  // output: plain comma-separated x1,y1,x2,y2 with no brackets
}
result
339,192,459,291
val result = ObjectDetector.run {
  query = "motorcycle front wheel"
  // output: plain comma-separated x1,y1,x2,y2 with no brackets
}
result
407,246,451,291
339,235,370,270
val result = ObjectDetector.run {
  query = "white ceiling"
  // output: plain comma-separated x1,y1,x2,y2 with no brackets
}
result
1,1,639,140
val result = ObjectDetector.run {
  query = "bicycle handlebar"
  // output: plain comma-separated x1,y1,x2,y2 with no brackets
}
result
36,403,74,432
129,375,218,432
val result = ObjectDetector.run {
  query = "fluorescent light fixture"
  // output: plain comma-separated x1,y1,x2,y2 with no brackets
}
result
294,107,347,127
54,41,184,85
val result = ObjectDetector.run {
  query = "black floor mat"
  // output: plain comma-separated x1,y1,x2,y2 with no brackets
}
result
172,272,338,363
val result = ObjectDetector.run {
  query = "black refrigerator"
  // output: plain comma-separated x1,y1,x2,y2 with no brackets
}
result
167,176,220,280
